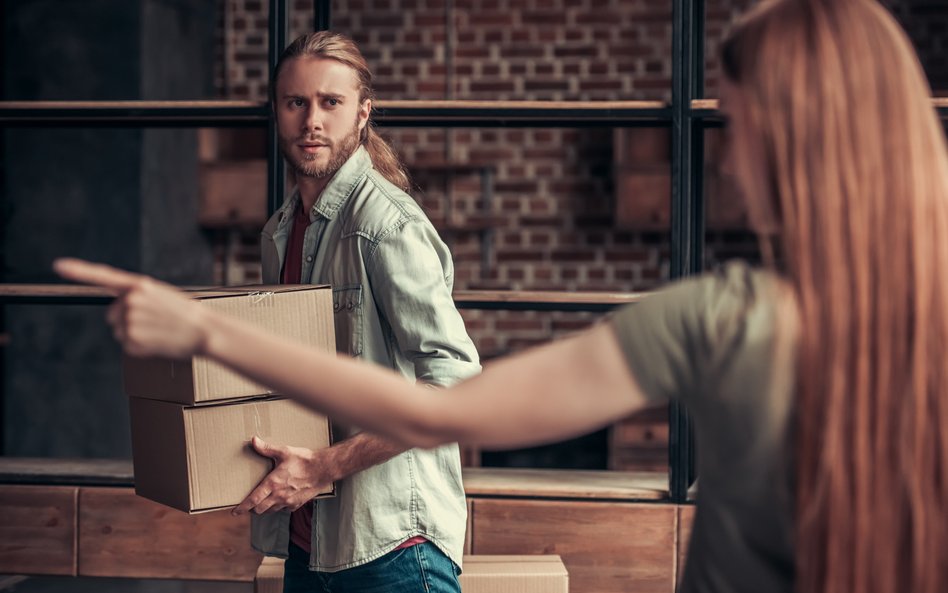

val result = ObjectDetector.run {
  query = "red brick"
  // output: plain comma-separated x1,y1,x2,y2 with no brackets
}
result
497,251,545,263
521,11,567,25
537,28,559,42
552,249,598,262
552,319,595,332
413,14,443,27
393,47,435,60
535,63,555,76
494,179,537,194
579,80,624,91
575,11,622,25
501,45,546,58
362,13,406,27
524,79,571,92
553,45,599,58
456,47,491,59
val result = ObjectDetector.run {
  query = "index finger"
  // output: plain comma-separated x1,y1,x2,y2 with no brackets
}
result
53,258,144,293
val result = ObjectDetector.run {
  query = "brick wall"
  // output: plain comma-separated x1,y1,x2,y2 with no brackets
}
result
214,0,769,355
213,0,948,352
210,0,947,469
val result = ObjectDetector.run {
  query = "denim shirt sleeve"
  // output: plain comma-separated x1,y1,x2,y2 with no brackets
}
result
366,218,481,387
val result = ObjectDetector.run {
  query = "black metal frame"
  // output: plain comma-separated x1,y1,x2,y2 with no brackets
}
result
0,0,706,499
267,0,290,218
16,0,948,501
669,0,705,504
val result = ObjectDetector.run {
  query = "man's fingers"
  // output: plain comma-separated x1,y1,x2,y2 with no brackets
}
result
53,258,143,292
251,436,288,462
233,487,271,516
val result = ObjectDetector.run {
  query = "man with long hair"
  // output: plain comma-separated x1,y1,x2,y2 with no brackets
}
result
242,32,479,593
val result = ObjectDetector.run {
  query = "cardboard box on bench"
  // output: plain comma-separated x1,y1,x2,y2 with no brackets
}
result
459,556,569,593
123,285,334,406
129,396,333,514
252,555,568,593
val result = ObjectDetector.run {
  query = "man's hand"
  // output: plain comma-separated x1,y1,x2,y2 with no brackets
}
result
233,436,337,516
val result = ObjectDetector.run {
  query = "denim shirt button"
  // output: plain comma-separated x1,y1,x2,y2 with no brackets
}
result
333,303,341,312
347,302,354,310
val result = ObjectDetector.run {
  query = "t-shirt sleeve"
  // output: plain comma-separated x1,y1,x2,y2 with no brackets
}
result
607,261,771,406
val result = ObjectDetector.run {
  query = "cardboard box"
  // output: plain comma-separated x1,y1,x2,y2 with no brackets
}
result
129,396,333,513
124,285,334,405
251,555,568,593
459,556,569,593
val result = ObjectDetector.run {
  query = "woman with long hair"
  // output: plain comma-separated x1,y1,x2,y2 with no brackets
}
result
55,0,948,590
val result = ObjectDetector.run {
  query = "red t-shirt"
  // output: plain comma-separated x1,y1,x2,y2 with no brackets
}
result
283,201,425,554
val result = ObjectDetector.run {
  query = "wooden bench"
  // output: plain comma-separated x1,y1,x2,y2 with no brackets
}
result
0,458,694,593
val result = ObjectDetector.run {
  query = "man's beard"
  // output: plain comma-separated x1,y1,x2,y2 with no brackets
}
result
283,122,361,180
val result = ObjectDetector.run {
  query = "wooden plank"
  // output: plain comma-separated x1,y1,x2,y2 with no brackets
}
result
380,100,667,110
1,284,646,308
78,487,261,581
0,100,261,109
465,499,474,555
463,468,667,501
0,457,133,486
0,284,113,299
0,485,77,576
696,98,948,111
453,290,647,308
677,505,696,587
472,499,676,593
0,99,665,111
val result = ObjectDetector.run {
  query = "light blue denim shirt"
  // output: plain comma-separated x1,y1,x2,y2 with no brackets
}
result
251,146,481,572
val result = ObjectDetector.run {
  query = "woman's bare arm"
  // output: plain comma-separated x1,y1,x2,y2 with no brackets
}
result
54,258,650,449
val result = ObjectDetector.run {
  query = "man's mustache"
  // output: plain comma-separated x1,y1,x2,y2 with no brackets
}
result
298,135,332,145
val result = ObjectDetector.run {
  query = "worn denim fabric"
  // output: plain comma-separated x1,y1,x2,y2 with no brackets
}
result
283,541,461,593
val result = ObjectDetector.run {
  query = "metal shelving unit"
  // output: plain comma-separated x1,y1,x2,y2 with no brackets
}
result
5,0,945,501
0,0,706,503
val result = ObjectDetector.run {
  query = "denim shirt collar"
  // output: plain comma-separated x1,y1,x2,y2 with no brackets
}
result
275,145,373,228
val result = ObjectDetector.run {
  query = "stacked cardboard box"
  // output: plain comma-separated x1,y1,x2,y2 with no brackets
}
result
253,555,569,593
123,285,336,513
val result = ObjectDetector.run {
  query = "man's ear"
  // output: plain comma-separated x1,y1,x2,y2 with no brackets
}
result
358,99,372,132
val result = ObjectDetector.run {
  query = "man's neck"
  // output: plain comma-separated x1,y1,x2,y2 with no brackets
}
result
297,175,330,215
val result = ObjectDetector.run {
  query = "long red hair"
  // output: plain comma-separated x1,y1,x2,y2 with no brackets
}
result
722,0,948,591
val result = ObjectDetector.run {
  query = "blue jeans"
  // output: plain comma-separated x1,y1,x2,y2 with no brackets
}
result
283,542,461,593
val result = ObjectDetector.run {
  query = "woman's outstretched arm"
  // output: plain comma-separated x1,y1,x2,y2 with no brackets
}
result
54,258,650,450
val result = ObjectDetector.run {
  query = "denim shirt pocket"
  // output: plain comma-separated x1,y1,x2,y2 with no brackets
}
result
332,285,364,356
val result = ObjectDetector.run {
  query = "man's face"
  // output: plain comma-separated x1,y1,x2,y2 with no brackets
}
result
275,57,370,179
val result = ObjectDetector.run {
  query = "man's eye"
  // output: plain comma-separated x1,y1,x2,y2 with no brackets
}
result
327,98,339,106
291,99,304,107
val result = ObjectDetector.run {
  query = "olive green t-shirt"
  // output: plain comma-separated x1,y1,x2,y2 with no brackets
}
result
609,261,796,593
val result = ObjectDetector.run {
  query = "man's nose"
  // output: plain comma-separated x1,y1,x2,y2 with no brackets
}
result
302,104,322,132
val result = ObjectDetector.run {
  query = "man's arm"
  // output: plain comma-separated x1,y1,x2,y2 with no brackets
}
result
233,432,407,515
366,218,481,387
